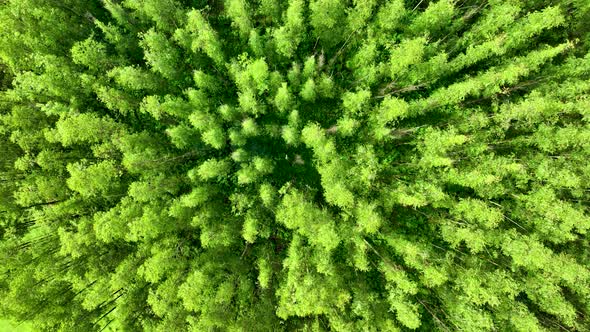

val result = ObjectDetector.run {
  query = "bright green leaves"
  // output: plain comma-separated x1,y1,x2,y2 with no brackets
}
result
71,38,113,72
253,156,274,174
494,93,563,130
302,56,316,80
457,269,518,308
94,85,139,114
451,199,503,229
179,269,227,312
66,160,122,198
355,201,382,234
342,89,371,116
230,148,249,162
242,212,259,243
93,197,138,243
302,125,364,212
383,234,449,289
2,0,590,331
276,189,340,251
460,2,521,45
235,156,274,185
273,0,305,58
179,10,225,65
309,0,347,48
347,38,380,87
187,88,211,111
408,0,455,36
371,97,409,141
241,118,259,136
449,6,565,76
234,57,270,97
505,6,565,49
237,89,259,115
524,275,577,327
516,188,590,243
7,54,84,102
230,57,273,117
193,70,220,93
147,271,185,319
236,165,258,185
291,55,335,103
13,174,68,208
225,0,253,39
301,123,337,162
116,131,171,174
501,234,555,271
166,123,198,149
416,127,468,168
137,241,180,283
300,78,317,102
276,234,350,318
128,175,181,203
248,29,265,57
108,66,163,92
256,257,272,289
249,58,271,92
196,158,232,181
497,231,590,319
274,82,293,112
122,0,185,32
384,181,448,209
349,144,381,190
140,29,183,81
530,123,590,153
388,37,426,80
259,182,277,207
375,0,406,33
379,260,420,329
45,112,124,147
177,186,214,209
178,256,260,330
301,122,358,210
201,126,226,149
412,43,572,114
347,0,377,32
335,117,358,137
322,174,355,209
534,158,583,191
187,108,226,149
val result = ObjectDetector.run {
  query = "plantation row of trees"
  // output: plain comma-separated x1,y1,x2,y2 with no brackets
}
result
1,0,589,330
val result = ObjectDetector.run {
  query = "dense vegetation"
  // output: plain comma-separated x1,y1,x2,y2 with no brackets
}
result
1,0,589,331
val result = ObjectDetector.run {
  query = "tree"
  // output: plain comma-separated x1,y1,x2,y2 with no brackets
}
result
1,0,590,331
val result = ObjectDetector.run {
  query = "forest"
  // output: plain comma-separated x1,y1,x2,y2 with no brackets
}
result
0,0,589,331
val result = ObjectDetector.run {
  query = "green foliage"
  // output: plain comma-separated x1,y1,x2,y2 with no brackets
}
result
196,158,231,181
225,0,253,40
66,160,122,198
273,0,305,58
309,0,347,48
1,0,590,331
140,29,183,81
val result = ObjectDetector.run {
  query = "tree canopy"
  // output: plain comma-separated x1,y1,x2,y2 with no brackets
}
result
1,0,589,331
